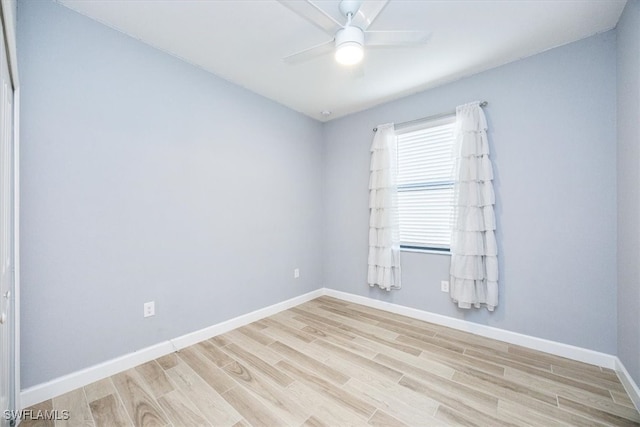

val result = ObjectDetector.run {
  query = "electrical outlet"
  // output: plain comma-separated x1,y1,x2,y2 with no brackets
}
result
440,280,450,292
294,268,300,279
143,301,155,317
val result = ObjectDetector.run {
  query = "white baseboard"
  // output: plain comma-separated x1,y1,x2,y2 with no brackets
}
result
615,357,640,412
323,289,618,369
170,289,324,350
21,286,640,414
20,341,174,410
20,288,324,408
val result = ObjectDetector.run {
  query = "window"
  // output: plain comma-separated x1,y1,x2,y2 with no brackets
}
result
396,115,456,252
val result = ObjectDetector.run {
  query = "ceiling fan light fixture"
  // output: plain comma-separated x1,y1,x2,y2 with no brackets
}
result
334,26,364,66
335,41,363,65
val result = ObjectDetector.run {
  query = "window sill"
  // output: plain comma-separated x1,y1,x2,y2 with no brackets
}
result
400,247,451,256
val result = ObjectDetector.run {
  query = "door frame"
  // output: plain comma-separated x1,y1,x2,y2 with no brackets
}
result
0,0,19,417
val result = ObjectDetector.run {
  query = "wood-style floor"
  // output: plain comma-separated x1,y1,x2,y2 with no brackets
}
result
22,296,640,426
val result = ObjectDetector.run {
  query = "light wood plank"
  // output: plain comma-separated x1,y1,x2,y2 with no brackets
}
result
164,359,242,426
314,296,351,306
268,340,350,385
195,339,235,367
434,327,511,353
374,352,456,383
337,322,423,356
277,359,377,419
302,415,328,427
435,404,483,427
396,331,467,355
269,309,315,331
259,317,316,344
497,399,570,427
156,389,210,427
498,372,616,426
177,346,236,394
84,378,117,404
367,409,408,426
223,329,283,365
111,369,168,427
558,395,640,426
504,366,619,405
552,364,628,393
415,338,507,376
313,339,403,382
221,342,294,387
508,344,605,373
19,400,56,427
285,381,370,426
258,325,319,351
294,314,358,341
235,324,275,346
155,353,178,370
344,377,440,426
611,390,637,409
222,360,310,425
88,394,133,427
399,375,503,423
210,334,233,347
364,339,454,379
313,305,402,342
451,366,558,406
465,344,553,371
309,329,378,359
135,361,174,399
289,306,345,328
221,386,285,427
52,388,94,427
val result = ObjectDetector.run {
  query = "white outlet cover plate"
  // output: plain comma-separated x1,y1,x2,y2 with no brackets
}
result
144,301,155,317
440,281,450,292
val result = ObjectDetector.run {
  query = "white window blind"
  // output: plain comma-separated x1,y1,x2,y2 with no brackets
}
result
396,115,456,251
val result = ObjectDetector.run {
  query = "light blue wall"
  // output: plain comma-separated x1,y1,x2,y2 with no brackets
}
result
323,31,618,354
19,0,626,391
617,0,640,385
18,0,324,388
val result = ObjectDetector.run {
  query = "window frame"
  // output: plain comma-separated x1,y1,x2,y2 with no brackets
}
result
395,114,457,253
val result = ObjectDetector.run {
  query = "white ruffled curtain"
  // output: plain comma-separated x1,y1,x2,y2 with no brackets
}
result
368,123,401,291
450,102,498,311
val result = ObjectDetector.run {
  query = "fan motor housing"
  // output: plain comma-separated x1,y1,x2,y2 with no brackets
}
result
335,25,364,48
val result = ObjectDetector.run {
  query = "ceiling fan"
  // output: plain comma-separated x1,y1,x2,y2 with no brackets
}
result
278,0,430,66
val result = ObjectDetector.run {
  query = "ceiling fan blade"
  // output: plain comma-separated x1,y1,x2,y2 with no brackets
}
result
364,31,431,46
283,40,335,64
277,0,342,36
352,1,388,30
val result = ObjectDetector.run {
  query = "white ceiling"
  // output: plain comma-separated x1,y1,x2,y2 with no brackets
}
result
56,0,626,122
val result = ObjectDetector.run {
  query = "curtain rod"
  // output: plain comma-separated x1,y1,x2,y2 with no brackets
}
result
373,101,488,132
